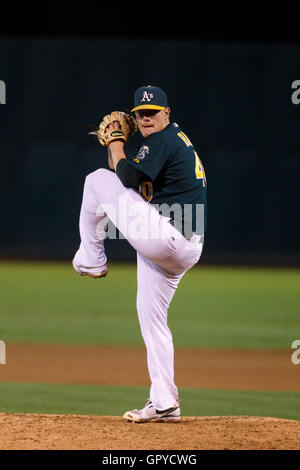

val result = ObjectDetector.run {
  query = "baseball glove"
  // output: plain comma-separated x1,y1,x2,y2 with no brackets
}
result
89,111,137,147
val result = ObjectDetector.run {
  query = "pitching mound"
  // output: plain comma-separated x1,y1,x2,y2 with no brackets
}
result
0,413,299,450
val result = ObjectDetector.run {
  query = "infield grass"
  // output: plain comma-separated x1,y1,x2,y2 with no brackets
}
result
0,382,299,421
0,261,299,349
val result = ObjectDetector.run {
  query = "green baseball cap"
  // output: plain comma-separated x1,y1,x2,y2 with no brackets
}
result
131,85,168,112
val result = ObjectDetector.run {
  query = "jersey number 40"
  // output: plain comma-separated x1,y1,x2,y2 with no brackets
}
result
194,151,207,186
177,132,207,187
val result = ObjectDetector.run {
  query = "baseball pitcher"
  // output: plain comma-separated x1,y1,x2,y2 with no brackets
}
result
73,86,207,422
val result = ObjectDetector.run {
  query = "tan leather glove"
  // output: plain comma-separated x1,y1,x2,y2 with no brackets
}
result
89,111,137,147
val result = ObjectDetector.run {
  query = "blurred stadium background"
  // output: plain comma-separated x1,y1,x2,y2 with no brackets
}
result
0,8,300,265
0,8,299,423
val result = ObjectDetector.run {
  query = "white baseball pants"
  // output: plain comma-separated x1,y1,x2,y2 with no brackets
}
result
73,168,203,411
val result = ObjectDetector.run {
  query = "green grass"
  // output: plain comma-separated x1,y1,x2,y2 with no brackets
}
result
0,261,299,349
0,382,299,421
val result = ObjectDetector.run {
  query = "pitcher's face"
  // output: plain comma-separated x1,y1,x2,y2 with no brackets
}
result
135,108,170,137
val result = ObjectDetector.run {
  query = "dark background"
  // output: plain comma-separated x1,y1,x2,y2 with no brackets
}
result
0,7,300,266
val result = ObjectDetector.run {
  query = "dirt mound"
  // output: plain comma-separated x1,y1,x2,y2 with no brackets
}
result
0,413,299,450
1,344,299,450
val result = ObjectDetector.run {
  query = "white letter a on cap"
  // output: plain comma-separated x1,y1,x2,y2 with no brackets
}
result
141,91,153,102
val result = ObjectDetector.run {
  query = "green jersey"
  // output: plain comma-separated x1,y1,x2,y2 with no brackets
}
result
127,122,207,237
